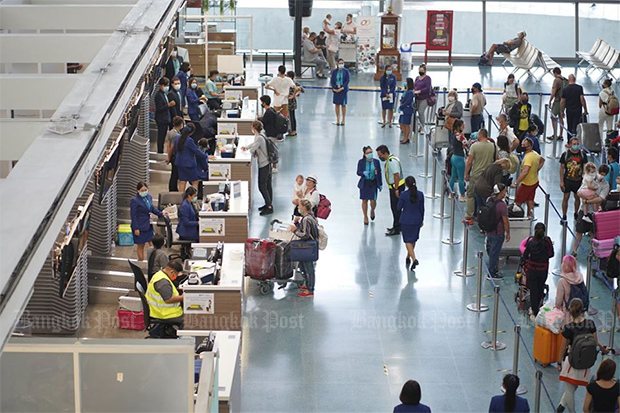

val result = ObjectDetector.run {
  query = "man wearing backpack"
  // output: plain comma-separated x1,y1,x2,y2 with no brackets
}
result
560,74,588,136
243,120,274,216
549,67,567,141
258,95,287,172
479,183,510,280
599,79,617,142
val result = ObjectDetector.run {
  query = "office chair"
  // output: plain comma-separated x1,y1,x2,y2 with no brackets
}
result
137,284,182,339
128,260,148,293
156,192,184,228
164,215,193,260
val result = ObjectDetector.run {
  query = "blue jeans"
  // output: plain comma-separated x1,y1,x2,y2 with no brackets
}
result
449,154,466,195
486,233,505,276
471,114,485,133
300,261,316,292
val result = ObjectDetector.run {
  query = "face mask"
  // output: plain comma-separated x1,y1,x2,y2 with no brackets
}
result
597,173,605,181
365,153,373,160
403,82,407,88
173,84,180,91
187,71,191,76
572,145,580,151
587,172,596,179
191,83,197,89
386,70,392,75
163,86,169,93
419,71,425,76
139,190,148,198
338,64,344,69
522,99,529,104
190,196,197,203
171,51,177,57
448,96,455,103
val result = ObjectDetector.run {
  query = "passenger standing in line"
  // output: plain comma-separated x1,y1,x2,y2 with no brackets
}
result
489,374,530,413
549,67,567,141
167,77,183,124
442,89,463,143
165,46,183,81
393,380,431,413
508,92,532,142
496,135,515,187
583,359,620,413
557,298,609,413
413,64,432,133
399,78,415,144
186,77,202,122
379,65,397,128
599,79,615,140
397,176,424,271
130,182,165,261
286,71,303,137
560,74,588,136
483,184,510,280
474,159,511,209
154,77,174,154
511,137,545,219
292,175,320,216
357,146,382,225
502,74,520,114
470,82,487,133
376,145,405,236
463,129,497,224
266,65,297,118
331,58,350,126
559,137,587,221
177,186,200,243
289,199,319,298
449,119,469,202
496,114,520,152
571,164,609,256
166,116,184,192
175,61,191,108
172,124,208,192
241,121,274,216
554,254,584,326
522,223,554,320
607,148,619,191
257,95,280,171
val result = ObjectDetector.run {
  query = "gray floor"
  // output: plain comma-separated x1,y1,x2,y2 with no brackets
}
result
239,64,619,413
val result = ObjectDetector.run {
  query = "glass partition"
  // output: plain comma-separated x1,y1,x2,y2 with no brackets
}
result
578,3,620,54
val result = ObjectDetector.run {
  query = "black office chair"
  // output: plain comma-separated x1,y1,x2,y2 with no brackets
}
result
164,216,193,260
156,192,184,228
137,284,182,339
128,260,148,293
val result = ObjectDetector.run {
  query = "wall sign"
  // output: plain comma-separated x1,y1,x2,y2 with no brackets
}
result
184,293,214,314
426,10,454,52
200,218,225,236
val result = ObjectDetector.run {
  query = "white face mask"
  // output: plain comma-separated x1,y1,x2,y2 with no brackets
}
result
338,64,344,69
173,84,181,91
171,51,177,57
587,172,596,180
448,96,455,103
597,173,605,181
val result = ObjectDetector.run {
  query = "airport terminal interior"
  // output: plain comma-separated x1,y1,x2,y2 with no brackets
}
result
0,0,619,412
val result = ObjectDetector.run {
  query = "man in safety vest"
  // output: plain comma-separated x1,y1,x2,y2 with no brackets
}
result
146,260,185,324
376,144,405,236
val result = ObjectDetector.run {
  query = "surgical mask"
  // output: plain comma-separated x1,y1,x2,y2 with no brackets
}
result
191,83,197,89
403,82,407,88
190,196,197,203
386,70,392,75
365,153,373,160
173,84,181,91
419,71,425,76
171,51,177,57
163,86,169,93
338,64,344,69
448,96,455,103
139,190,148,198
187,70,191,76
597,173,605,181
587,172,596,180
572,145,580,151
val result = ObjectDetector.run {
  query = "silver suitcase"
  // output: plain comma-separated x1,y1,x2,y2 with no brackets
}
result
577,123,601,153
499,217,532,257
430,126,450,149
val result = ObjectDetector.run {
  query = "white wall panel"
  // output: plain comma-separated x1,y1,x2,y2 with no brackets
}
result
0,120,49,161
0,75,77,111
0,5,132,31
0,34,109,64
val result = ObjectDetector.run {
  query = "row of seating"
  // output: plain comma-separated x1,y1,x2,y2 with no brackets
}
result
577,38,619,82
501,38,561,83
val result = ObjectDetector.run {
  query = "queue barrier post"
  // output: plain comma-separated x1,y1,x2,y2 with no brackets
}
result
547,113,560,159
609,291,619,354
509,325,527,395
534,370,542,413
454,222,474,277
441,195,461,245
419,134,432,178
586,253,599,315
467,252,489,312
543,193,550,232
433,170,450,220
425,154,440,199
552,220,568,276
482,285,507,351
543,104,549,145
537,92,543,119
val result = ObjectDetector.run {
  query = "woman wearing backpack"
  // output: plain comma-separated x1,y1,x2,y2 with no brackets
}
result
557,298,609,413
599,79,616,142
522,222,554,321
555,254,585,326
289,199,319,298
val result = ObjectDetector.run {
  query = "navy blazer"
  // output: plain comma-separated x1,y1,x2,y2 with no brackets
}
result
174,135,207,168
176,199,199,241
356,158,382,190
330,68,350,91
167,89,183,120
489,394,530,412
380,74,397,98
130,194,163,232
397,190,425,226
399,90,414,114
186,88,201,117
165,55,183,82
176,70,189,106
154,90,171,125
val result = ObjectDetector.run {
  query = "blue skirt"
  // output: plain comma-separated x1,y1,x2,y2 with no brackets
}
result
133,226,154,245
381,99,394,110
178,166,199,182
399,113,412,125
333,91,348,106
401,224,421,244
359,180,378,200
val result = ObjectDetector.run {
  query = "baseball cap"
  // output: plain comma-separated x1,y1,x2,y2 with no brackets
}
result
472,82,482,91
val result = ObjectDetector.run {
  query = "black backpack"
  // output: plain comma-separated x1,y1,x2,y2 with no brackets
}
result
607,245,620,278
569,332,598,369
260,134,279,164
273,109,289,135
478,198,500,232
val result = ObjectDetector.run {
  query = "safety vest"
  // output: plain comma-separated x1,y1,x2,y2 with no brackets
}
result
385,155,405,189
146,270,183,320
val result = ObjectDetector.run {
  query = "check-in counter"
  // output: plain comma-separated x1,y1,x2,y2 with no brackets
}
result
217,99,257,135
209,135,254,183
181,243,244,331
223,85,259,100
199,181,249,243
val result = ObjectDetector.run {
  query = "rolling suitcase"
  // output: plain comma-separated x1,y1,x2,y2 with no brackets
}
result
273,240,293,280
500,217,532,257
577,123,601,153
430,126,450,149
592,209,620,240
533,325,563,366
244,239,277,280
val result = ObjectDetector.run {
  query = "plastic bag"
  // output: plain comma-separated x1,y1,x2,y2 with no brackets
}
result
535,303,565,334
163,204,178,220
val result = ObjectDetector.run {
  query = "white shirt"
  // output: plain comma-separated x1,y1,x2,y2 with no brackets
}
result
499,125,518,148
342,21,356,34
267,76,295,107
600,87,613,104
326,29,341,52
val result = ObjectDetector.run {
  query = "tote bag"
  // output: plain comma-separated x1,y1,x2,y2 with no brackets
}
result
290,240,319,262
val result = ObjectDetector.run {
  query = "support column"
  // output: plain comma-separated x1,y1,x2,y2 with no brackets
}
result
574,2,579,55
294,0,303,77
482,1,487,54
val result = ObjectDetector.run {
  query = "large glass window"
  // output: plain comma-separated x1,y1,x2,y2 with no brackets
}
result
578,3,620,54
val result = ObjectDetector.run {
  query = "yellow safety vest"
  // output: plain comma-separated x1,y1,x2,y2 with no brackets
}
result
385,155,405,189
146,270,183,320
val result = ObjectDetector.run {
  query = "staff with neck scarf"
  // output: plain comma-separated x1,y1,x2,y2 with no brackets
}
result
357,146,383,225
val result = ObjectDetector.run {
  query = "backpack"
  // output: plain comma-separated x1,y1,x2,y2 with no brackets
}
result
260,134,279,164
565,282,590,311
316,194,331,219
606,245,620,278
477,54,490,66
477,198,500,232
317,225,328,250
560,77,569,92
568,332,598,369
605,91,619,116
273,109,289,135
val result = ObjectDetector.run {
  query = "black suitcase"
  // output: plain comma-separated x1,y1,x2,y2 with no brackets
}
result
273,240,293,280
577,123,601,153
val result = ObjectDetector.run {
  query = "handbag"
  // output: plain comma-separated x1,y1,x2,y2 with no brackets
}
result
163,204,178,220
289,240,319,262
426,89,437,106
444,116,456,131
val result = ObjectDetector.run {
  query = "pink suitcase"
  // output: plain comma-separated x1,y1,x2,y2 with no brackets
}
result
593,210,620,240
592,238,616,258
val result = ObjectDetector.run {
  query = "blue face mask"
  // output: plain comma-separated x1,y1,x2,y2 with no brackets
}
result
572,145,580,151
386,71,392,75
139,190,148,198
403,82,407,88
365,153,373,160
191,196,197,203
163,86,169,93
191,83,197,89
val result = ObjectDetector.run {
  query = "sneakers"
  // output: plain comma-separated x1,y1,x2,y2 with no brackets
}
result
462,218,474,225
272,168,278,174
258,205,268,211
298,291,314,297
299,285,308,291
486,273,504,281
556,404,566,413
582,215,593,224
259,207,274,216
459,195,467,203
